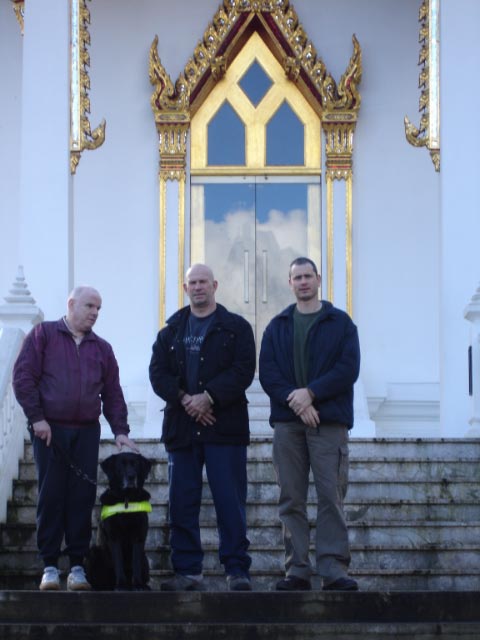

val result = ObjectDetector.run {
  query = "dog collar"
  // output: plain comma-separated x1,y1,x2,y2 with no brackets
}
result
100,501,152,521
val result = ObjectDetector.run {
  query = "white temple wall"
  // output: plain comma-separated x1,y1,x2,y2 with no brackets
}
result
0,3,22,299
73,0,440,428
305,0,441,413
73,0,221,407
0,0,448,435
440,0,480,436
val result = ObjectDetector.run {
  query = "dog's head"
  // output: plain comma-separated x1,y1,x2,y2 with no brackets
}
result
101,452,152,493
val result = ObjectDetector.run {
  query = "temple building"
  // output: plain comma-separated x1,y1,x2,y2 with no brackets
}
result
1,0,480,441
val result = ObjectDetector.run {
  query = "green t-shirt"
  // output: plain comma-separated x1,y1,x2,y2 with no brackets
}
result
293,306,322,388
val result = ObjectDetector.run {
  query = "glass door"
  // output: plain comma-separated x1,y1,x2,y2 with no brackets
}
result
191,176,321,349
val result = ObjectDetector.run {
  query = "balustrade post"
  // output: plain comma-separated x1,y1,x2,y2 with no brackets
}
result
0,267,43,522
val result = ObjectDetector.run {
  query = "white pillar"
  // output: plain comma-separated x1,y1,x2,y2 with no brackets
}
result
439,0,480,436
19,0,73,320
464,284,480,435
144,178,184,438
0,3,22,299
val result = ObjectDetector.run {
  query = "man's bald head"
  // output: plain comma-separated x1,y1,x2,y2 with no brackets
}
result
66,286,102,336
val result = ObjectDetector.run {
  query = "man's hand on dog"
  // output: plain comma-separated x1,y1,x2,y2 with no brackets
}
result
181,393,216,426
115,434,140,453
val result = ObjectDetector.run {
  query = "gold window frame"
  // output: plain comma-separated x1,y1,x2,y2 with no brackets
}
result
191,31,321,175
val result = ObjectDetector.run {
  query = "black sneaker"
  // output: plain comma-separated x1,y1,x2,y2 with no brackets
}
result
322,576,358,591
276,576,311,591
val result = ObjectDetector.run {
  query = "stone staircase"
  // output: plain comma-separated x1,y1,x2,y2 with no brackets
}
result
1,382,480,637
1,436,480,592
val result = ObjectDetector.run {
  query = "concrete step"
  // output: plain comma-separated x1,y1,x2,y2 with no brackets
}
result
2,541,480,576
9,482,479,523
20,436,480,461
1,565,480,592
1,590,480,639
15,455,480,483
10,475,479,507
3,514,480,548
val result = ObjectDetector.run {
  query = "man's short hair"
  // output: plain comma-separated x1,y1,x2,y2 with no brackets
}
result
289,257,318,276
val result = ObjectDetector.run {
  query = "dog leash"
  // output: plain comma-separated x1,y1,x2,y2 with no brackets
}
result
50,437,98,486
28,425,98,486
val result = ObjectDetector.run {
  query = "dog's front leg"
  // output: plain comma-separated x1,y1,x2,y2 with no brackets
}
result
131,542,146,590
109,541,128,591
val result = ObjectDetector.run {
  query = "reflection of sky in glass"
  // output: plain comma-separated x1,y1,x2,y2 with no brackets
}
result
208,102,245,166
205,183,254,223
202,183,309,339
257,183,307,223
267,101,304,166
238,59,273,107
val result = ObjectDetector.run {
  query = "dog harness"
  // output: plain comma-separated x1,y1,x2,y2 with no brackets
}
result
100,501,152,521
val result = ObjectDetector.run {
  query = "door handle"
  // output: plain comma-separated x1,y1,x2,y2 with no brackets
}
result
262,250,268,303
244,250,249,303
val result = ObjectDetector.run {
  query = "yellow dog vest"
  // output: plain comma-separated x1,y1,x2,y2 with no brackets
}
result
100,501,152,521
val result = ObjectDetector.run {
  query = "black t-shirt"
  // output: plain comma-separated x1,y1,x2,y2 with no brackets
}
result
183,311,216,393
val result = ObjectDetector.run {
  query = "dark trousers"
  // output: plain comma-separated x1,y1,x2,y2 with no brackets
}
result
168,442,251,577
31,424,100,568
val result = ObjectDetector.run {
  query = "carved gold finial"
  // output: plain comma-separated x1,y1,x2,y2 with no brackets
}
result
70,0,106,174
149,36,190,181
11,0,24,35
321,35,362,180
405,0,440,171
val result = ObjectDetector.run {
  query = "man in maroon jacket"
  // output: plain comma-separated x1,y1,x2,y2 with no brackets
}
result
13,286,137,591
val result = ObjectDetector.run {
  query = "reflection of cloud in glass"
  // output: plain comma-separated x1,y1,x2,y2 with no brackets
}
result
257,208,307,254
205,207,308,340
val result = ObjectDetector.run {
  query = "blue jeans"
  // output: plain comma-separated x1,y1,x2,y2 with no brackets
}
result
31,424,100,567
168,442,251,577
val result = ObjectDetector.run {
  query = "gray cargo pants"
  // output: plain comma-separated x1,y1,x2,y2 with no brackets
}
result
272,421,351,584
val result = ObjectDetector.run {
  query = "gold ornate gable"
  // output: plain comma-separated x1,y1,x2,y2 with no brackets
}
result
149,0,362,179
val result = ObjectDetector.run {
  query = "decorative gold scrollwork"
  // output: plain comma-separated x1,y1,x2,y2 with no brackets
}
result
11,0,24,35
322,35,362,113
284,56,301,82
149,37,190,118
149,37,191,181
321,35,362,181
70,0,106,174
404,0,440,171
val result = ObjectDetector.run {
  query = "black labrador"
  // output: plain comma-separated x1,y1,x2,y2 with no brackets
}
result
86,451,152,591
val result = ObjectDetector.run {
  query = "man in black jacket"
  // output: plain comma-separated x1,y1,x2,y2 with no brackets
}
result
259,257,360,592
149,264,256,591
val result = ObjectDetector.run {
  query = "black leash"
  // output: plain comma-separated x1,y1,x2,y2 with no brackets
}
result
28,424,97,486
51,438,98,486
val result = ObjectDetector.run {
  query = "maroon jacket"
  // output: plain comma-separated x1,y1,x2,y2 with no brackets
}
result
13,319,129,435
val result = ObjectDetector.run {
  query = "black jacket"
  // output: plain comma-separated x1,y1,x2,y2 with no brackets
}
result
259,301,360,429
149,304,256,451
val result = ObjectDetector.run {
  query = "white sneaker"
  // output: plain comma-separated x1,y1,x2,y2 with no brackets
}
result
39,566,60,591
67,565,91,591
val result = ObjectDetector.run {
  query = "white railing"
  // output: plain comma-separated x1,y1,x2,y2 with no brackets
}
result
0,267,44,523
0,327,28,523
